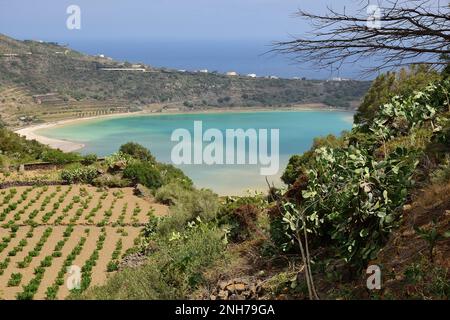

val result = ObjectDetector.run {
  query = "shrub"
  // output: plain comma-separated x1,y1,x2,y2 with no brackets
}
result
218,193,266,242
156,184,220,235
156,163,193,188
279,146,419,267
106,261,119,272
431,155,450,184
104,152,134,171
282,134,346,185
123,162,162,189
61,166,99,184
41,149,81,164
276,79,450,268
92,174,131,188
81,154,98,165
119,142,155,163
7,273,23,287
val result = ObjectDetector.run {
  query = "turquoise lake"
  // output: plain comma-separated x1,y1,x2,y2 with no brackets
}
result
38,111,353,195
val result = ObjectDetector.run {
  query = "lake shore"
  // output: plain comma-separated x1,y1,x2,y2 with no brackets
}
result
14,104,353,152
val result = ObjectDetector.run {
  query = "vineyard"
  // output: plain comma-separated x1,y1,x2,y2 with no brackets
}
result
0,185,168,300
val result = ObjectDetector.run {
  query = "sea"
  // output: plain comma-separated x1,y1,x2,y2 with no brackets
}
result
37,111,354,195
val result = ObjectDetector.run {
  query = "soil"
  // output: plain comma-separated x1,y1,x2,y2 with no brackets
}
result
0,185,168,300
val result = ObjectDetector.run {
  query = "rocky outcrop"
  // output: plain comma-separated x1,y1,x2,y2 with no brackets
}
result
210,278,263,300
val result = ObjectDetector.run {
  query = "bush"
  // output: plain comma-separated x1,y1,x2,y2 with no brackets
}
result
92,174,131,188
82,154,98,165
104,152,134,171
41,149,81,164
155,183,219,235
282,134,346,185
218,194,266,242
61,166,99,184
276,80,450,268
156,163,193,188
119,142,155,163
431,155,450,184
123,162,162,189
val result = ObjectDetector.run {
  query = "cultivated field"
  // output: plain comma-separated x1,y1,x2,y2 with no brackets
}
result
0,185,168,300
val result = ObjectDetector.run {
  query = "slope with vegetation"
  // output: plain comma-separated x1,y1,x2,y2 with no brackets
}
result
0,32,449,300
56,65,449,300
0,34,370,127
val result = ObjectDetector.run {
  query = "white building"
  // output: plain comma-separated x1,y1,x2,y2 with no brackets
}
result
247,73,257,78
226,71,238,76
199,69,209,73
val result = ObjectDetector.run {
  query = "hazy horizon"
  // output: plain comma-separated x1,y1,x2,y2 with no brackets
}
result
0,0,378,79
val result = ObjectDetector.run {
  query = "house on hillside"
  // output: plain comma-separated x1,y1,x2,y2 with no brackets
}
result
226,71,238,76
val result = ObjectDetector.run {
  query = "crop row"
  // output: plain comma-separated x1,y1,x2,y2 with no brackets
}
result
0,225,31,275
16,225,74,300
16,227,53,268
45,230,89,300
106,238,123,272
76,230,107,293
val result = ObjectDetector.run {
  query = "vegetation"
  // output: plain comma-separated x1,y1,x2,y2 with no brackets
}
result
0,30,448,301
61,166,99,184
122,162,162,190
354,65,442,125
119,142,156,163
0,34,370,127
74,219,226,299
276,78,449,267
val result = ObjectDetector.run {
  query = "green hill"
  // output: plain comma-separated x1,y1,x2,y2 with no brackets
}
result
0,34,370,126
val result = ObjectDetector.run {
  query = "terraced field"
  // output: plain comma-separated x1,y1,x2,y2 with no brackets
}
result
0,185,168,300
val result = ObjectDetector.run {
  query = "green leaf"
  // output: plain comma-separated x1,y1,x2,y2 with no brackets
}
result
302,191,316,199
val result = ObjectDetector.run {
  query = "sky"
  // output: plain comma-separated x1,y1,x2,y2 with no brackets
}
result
0,0,373,79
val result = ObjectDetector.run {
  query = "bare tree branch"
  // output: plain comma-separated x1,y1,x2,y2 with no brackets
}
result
273,0,450,75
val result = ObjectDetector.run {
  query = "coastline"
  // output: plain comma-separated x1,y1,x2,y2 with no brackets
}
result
14,104,354,153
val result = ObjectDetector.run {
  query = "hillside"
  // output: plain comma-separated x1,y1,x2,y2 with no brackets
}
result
0,34,371,126
0,68,448,300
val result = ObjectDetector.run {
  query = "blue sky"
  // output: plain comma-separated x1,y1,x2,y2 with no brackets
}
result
0,0,370,79
0,0,347,41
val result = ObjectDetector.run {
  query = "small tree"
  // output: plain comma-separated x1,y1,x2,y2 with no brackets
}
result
123,162,162,189
119,142,155,163
274,0,450,74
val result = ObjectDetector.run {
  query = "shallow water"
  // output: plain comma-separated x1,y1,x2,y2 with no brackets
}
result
38,111,353,195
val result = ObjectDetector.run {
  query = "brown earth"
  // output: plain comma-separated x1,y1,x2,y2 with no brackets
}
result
0,185,168,300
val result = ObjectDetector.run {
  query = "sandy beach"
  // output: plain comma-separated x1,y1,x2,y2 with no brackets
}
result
14,104,351,153
14,111,147,152
15,122,85,152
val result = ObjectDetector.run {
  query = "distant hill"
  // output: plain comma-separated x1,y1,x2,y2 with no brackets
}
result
0,34,371,126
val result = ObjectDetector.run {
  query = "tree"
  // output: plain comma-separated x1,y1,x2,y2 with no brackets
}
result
119,142,155,163
274,0,450,74
354,64,442,124
123,162,162,189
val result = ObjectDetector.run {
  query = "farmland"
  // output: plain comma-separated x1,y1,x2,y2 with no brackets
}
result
0,184,168,300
